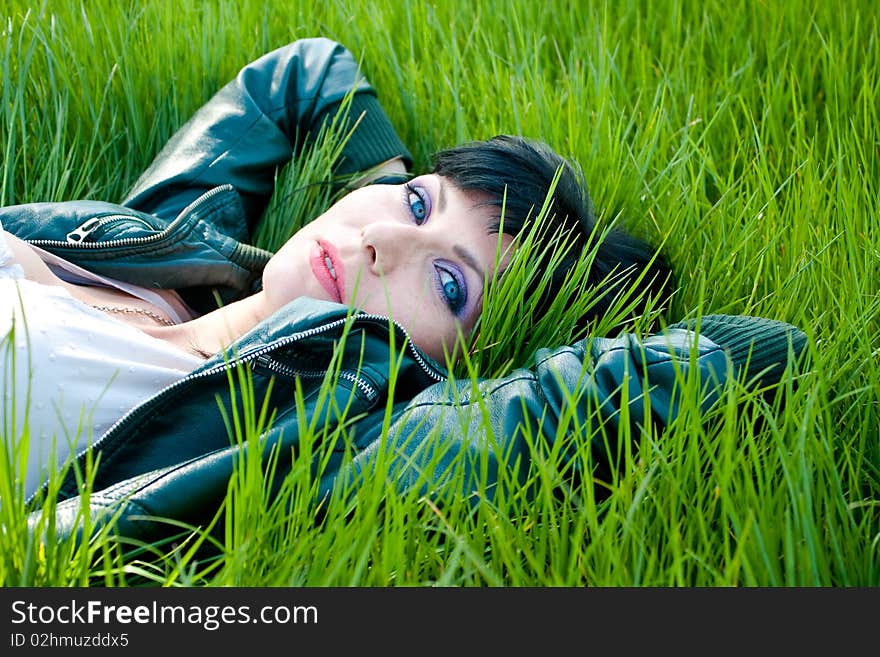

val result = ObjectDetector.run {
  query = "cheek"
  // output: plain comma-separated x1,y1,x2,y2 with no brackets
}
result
262,241,310,305
320,186,385,224
400,286,476,360
407,323,448,362
354,269,471,360
407,311,471,362
356,290,449,359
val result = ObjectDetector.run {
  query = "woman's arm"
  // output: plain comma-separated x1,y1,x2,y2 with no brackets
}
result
122,38,412,234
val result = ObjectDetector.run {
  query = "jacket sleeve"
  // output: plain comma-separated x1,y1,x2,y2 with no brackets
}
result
121,37,413,232
327,315,808,502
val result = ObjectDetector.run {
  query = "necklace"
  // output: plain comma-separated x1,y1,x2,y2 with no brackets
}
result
91,304,175,327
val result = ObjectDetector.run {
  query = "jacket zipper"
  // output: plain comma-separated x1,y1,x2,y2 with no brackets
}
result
63,214,155,244
27,311,446,506
26,184,233,250
254,356,378,402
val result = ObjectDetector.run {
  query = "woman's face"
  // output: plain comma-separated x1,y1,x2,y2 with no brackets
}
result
261,174,513,362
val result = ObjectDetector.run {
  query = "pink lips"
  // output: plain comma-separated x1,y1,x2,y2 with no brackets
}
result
309,240,344,303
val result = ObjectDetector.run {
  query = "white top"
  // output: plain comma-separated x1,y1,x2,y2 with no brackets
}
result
1,224,205,499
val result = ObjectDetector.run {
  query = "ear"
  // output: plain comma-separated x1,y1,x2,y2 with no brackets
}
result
353,156,411,188
367,174,411,186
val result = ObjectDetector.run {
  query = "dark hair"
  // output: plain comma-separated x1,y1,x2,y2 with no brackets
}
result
431,135,674,333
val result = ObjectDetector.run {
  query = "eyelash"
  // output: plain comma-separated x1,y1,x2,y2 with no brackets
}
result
402,182,468,316
435,262,467,317
403,182,430,225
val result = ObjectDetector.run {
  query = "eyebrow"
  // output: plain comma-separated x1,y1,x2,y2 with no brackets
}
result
435,178,486,283
454,244,484,282
437,176,448,214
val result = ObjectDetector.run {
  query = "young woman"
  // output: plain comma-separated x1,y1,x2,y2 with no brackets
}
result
0,38,805,545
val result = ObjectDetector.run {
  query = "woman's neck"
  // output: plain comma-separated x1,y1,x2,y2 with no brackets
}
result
142,291,271,359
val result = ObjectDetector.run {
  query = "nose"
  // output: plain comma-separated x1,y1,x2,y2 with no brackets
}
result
361,221,420,276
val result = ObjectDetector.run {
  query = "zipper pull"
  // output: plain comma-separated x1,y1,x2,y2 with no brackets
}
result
66,217,103,243
255,355,274,370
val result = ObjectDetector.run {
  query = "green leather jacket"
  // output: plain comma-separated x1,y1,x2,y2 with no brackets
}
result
2,38,806,546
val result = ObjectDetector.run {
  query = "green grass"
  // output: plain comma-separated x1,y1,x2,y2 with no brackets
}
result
1,0,878,586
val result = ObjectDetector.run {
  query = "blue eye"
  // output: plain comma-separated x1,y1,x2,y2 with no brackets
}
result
404,183,430,224
436,265,466,315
